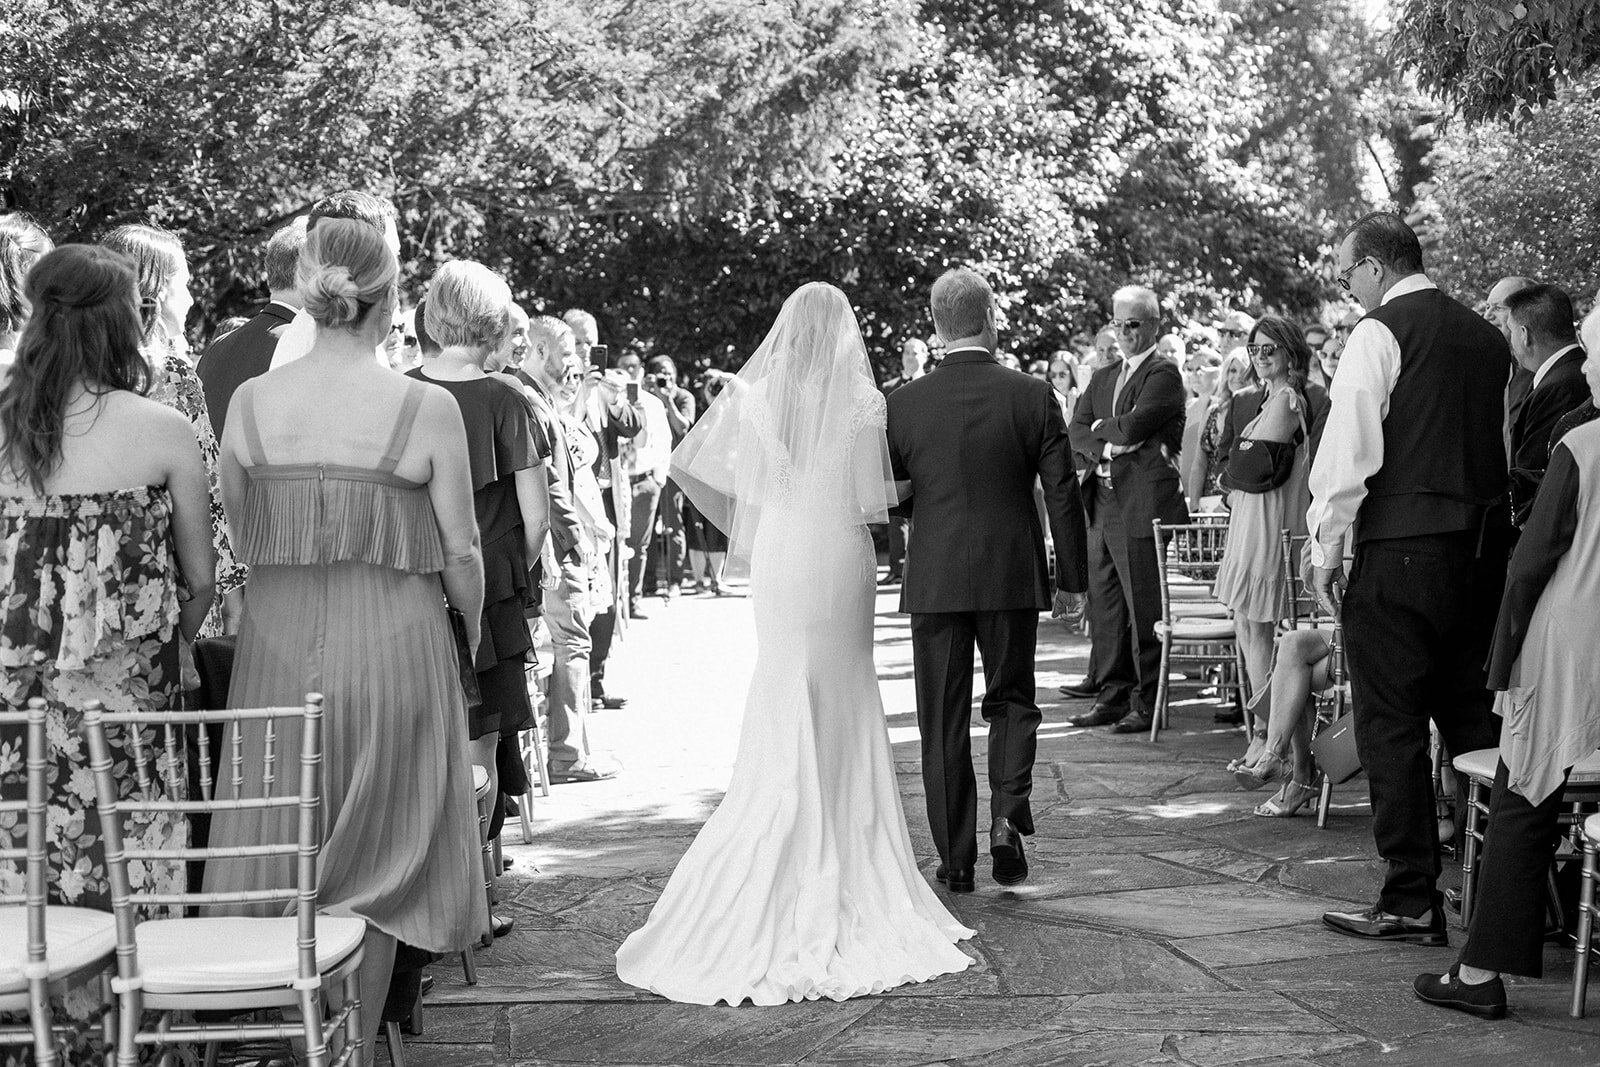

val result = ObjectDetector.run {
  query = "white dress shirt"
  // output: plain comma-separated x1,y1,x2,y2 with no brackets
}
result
1532,343,1582,393
1306,273,1437,566
268,309,387,370
624,387,673,483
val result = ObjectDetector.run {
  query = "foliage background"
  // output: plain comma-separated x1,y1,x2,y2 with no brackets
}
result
4,0,1539,378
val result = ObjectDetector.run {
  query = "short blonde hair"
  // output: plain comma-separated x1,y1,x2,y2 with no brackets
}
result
528,314,573,356
426,260,512,351
297,219,397,329
930,268,992,341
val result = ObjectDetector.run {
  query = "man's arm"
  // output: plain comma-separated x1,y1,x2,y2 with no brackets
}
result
1306,318,1401,569
1039,390,1089,594
1067,378,1102,471
1092,361,1186,447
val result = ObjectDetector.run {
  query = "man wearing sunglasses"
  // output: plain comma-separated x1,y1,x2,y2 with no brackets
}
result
1065,286,1190,734
1310,212,1511,959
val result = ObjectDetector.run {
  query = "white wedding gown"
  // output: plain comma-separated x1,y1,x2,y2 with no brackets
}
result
614,387,974,1006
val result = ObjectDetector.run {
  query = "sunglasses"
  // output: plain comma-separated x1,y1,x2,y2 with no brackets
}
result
1244,343,1279,358
1219,328,1245,338
1109,318,1144,332
1336,256,1372,292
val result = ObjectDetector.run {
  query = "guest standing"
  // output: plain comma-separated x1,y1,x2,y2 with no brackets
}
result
1502,284,1591,528
101,223,246,637
0,213,52,364
1413,339,1600,1019
1066,285,1190,734
0,245,216,909
208,219,488,1060
1312,213,1510,946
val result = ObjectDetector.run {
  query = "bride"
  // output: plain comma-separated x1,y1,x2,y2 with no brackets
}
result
614,282,974,1005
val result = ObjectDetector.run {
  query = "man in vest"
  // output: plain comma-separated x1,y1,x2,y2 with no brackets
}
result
1308,213,1511,947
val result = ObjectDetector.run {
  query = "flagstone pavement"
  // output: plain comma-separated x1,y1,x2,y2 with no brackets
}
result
404,583,1600,1066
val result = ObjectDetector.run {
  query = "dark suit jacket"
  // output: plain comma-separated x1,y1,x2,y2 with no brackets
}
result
1509,345,1592,525
196,301,296,438
1068,354,1190,535
885,350,1088,613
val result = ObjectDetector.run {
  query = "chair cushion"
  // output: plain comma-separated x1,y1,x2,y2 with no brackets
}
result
134,915,366,995
0,905,116,992
472,764,491,798
1585,812,1600,845
1154,618,1236,641
1451,748,1499,781
1169,601,1230,619
1568,749,1600,785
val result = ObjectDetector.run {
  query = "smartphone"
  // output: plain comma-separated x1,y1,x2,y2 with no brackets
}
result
589,343,610,374
626,381,640,403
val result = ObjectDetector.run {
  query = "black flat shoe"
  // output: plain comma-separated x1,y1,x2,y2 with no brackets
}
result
1067,702,1127,727
1112,710,1154,734
1058,680,1099,699
1413,964,1506,1019
1323,904,1447,946
990,817,1028,886
934,864,975,893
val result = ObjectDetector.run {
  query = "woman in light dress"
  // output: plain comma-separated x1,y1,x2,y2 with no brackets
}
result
615,282,973,1006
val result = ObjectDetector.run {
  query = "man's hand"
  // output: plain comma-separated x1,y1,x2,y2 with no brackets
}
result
1051,590,1088,626
1305,558,1344,617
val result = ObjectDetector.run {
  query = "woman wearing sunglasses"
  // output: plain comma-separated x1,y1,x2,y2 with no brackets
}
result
1213,317,1317,813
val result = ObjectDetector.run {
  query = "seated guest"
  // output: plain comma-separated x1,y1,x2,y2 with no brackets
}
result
101,223,246,637
1212,316,1312,728
197,217,307,437
1229,627,1335,816
1413,337,1600,1020
0,245,216,910
208,219,488,1060
1503,283,1591,528
406,261,549,929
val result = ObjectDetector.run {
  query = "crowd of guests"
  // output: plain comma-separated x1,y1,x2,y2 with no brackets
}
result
0,192,711,1061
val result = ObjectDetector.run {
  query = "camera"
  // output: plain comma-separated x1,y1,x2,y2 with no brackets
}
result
652,373,671,391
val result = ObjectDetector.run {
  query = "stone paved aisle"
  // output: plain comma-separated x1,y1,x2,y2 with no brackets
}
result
407,584,1600,1066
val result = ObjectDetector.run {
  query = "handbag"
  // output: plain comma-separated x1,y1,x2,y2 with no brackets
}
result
192,635,238,710
1222,436,1297,493
447,606,484,710
1311,711,1363,784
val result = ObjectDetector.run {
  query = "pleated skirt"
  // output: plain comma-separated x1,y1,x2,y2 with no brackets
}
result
204,560,488,953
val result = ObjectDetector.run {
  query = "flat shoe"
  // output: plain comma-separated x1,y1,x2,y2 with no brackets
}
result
1413,964,1506,1019
548,761,620,783
1254,780,1317,817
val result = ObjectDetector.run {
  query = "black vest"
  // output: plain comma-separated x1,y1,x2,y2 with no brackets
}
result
1357,287,1510,543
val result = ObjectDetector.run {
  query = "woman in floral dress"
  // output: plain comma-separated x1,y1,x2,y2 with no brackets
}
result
0,245,217,913
102,224,245,638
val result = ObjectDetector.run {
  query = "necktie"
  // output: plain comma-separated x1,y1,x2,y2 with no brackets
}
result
1111,359,1132,412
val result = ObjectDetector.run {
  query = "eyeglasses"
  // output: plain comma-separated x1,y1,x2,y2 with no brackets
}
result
1050,371,1073,378
1109,319,1144,332
1244,343,1279,358
1219,328,1245,338
1335,256,1372,292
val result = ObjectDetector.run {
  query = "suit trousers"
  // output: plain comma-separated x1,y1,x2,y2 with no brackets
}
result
1085,481,1163,714
1460,759,1573,978
910,609,1041,872
543,560,594,767
1343,531,1505,917
627,474,661,601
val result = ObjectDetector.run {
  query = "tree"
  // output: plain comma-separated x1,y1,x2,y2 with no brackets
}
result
1394,0,1600,124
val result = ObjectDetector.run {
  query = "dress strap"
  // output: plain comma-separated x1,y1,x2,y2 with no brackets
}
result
238,384,269,467
377,381,427,475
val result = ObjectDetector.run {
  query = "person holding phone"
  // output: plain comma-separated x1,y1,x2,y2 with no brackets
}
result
643,356,695,597
615,351,674,616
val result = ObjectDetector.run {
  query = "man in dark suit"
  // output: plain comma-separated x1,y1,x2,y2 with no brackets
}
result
1504,283,1592,528
1066,286,1191,734
886,268,1089,893
196,218,307,438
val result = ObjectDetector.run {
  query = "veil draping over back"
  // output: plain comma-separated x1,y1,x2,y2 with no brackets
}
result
670,282,897,575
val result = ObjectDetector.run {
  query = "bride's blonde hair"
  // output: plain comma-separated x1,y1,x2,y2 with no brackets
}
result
298,219,398,330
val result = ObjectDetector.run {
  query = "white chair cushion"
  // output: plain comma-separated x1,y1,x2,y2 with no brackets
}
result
1169,601,1230,619
1451,748,1499,781
472,764,490,798
1569,749,1600,785
1154,618,1236,641
134,915,366,995
1585,812,1600,845
0,905,116,992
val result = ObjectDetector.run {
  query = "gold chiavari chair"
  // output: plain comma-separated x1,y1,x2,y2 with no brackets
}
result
81,695,366,1067
0,699,118,1066
1150,519,1243,742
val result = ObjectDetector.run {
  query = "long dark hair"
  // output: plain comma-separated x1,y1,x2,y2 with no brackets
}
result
0,245,150,493
1248,315,1312,396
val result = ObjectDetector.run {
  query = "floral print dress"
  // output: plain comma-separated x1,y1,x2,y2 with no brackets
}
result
0,486,188,909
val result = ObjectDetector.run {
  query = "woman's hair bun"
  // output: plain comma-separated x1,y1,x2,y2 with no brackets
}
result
303,264,362,327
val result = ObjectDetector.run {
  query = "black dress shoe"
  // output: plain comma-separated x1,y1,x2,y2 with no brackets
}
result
934,864,975,893
419,974,434,997
990,817,1028,886
1067,702,1127,727
1058,680,1099,700
1213,707,1244,725
490,913,514,938
878,571,903,586
1112,710,1154,734
1413,963,1506,1019
1323,904,1447,946
1444,888,1462,914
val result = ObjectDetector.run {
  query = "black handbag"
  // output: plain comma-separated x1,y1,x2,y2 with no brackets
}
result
447,607,484,709
192,635,238,710
1311,712,1363,784
1223,436,1297,494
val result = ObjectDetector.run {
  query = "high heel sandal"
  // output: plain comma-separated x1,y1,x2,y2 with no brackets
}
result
1253,779,1317,818
1232,751,1284,791
1227,730,1269,774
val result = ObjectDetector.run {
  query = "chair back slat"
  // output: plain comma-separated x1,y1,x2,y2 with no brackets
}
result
262,716,277,800
230,717,245,798
0,702,49,949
